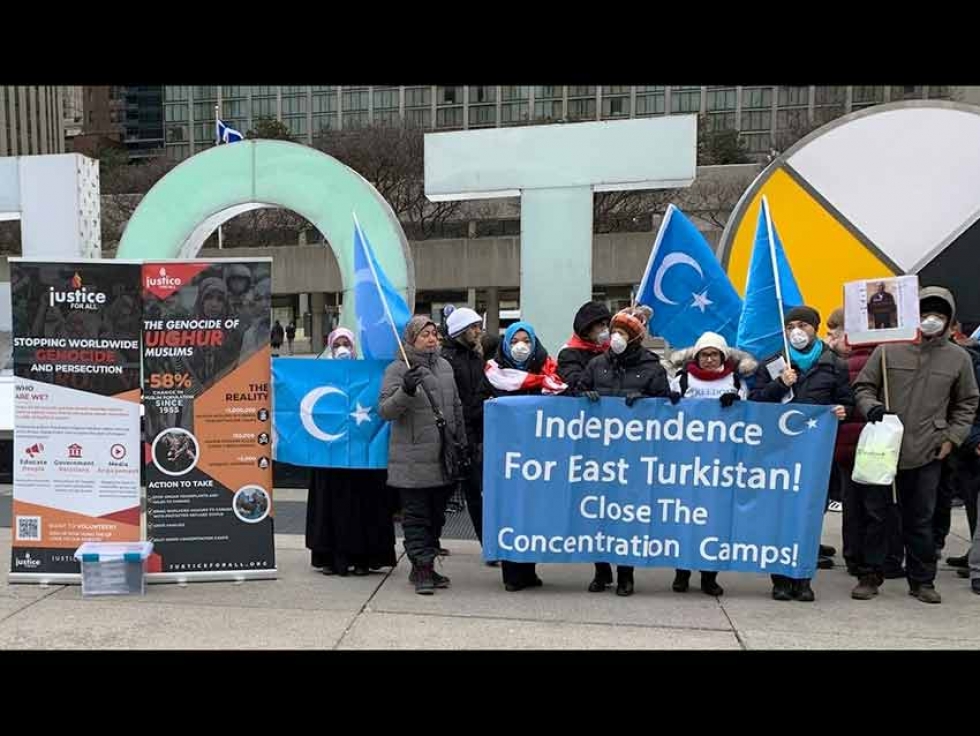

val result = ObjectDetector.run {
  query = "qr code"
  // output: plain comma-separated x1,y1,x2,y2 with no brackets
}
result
16,516,41,542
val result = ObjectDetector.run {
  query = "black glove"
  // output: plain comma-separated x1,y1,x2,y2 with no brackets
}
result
402,365,424,395
668,391,682,406
459,445,473,472
865,405,886,423
719,392,740,409
583,390,600,403
624,391,645,407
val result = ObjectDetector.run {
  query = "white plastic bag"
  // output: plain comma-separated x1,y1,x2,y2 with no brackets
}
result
851,414,904,485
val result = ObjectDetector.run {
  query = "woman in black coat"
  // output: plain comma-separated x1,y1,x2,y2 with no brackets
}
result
750,305,852,603
577,305,668,596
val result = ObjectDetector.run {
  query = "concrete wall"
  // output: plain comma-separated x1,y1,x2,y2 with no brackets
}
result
198,227,725,295
198,245,341,294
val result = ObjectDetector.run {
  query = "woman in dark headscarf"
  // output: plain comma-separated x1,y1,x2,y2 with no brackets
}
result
306,328,397,577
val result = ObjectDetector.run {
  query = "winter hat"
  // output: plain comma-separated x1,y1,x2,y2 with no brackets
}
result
920,295,953,320
784,305,821,330
573,301,612,338
610,305,653,343
693,331,730,361
446,307,482,338
404,315,437,345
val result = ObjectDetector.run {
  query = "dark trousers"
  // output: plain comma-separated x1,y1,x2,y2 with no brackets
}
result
771,574,810,587
594,562,633,582
841,462,904,571
399,485,453,566
857,461,942,585
501,561,538,586
462,450,483,545
675,569,718,583
934,453,980,550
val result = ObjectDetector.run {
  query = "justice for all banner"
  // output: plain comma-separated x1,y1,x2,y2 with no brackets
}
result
10,260,142,580
483,396,837,578
142,260,275,579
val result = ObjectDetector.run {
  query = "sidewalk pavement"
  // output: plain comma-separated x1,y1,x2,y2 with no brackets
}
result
1,510,977,650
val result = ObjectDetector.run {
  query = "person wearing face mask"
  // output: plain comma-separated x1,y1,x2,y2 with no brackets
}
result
825,308,906,580
932,320,980,563
306,328,397,577
380,316,467,595
750,305,853,602
577,305,668,597
557,301,612,392
851,288,979,604
942,321,980,584
482,321,568,591
440,307,491,552
317,327,354,360
667,331,757,597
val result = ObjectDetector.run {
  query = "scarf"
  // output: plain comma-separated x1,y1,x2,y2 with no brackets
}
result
485,355,568,395
789,339,823,374
685,359,736,383
562,333,607,355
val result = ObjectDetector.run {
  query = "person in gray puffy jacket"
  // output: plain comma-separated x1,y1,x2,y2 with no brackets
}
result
379,316,467,595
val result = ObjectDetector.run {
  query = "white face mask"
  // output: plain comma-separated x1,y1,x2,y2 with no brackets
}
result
332,346,352,360
510,342,531,362
789,328,810,350
610,333,628,354
596,329,610,345
920,315,946,336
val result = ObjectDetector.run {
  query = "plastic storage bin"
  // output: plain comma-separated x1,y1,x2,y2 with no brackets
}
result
73,542,154,597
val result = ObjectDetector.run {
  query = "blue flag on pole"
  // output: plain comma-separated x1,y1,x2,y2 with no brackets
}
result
216,119,244,144
636,204,743,348
735,197,804,361
272,358,390,469
353,214,411,361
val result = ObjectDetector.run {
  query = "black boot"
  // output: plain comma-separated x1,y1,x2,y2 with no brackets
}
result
615,567,635,597
700,571,724,597
771,575,793,601
589,562,613,593
794,578,815,602
431,569,451,588
672,569,691,593
413,563,436,595
947,554,969,568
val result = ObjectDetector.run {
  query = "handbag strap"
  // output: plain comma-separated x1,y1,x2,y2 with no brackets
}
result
416,371,448,430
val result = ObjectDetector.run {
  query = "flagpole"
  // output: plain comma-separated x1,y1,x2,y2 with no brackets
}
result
635,204,675,310
762,195,791,363
352,211,411,367
215,104,224,250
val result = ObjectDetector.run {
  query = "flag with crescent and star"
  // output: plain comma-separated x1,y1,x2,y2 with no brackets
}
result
271,357,390,469
735,197,805,362
636,204,743,349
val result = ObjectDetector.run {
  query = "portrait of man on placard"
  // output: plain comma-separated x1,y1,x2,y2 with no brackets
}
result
867,280,899,330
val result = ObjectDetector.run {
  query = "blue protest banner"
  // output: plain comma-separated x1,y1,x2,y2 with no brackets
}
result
483,396,836,578
272,358,390,469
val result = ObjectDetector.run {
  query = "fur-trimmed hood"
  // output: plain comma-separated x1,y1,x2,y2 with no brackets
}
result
667,346,758,377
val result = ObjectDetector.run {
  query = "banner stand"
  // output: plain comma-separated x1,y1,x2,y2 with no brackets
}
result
146,569,277,585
